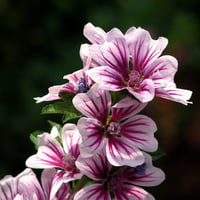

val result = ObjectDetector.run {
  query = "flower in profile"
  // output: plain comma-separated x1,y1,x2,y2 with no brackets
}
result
26,124,83,183
74,151,165,200
0,168,70,200
73,84,158,167
34,69,92,103
83,23,192,104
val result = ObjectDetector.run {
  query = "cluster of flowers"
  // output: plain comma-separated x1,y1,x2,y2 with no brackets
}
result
0,23,192,200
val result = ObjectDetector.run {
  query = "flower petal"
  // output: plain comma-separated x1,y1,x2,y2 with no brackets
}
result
156,86,192,105
127,78,155,102
144,55,178,87
14,194,24,200
80,44,93,69
89,37,130,79
62,171,83,183
83,22,106,44
122,153,165,187
75,150,111,180
74,184,111,200
26,133,65,169
125,26,137,48
41,169,64,199
34,84,66,103
86,66,126,91
106,137,144,167
73,84,111,122
62,123,81,158
41,169,71,200
120,115,158,152
114,184,155,200
0,175,17,200
55,181,70,200
112,97,147,121
77,117,105,157
17,168,45,199
129,28,168,71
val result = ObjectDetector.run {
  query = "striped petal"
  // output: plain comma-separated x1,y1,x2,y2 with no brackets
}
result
0,175,18,200
41,169,65,200
63,69,92,87
144,55,178,87
156,85,192,105
106,137,144,167
74,184,111,200
77,117,105,157
75,150,111,180
120,115,158,152
17,168,45,199
122,153,165,187
114,184,155,200
89,37,130,79
129,28,168,71
34,84,65,103
26,133,65,169
112,97,147,121
86,66,126,91
73,84,111,123
55,182,70,200
127,78,155,102
62,123,81,158
62,170,83,183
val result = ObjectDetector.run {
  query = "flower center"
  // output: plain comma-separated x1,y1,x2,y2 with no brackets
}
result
62,154,76,172
78,77,89,93
110,175,123,191
105,122,121,137
128,71,143,90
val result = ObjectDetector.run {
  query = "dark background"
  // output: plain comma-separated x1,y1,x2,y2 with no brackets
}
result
0,0,199,199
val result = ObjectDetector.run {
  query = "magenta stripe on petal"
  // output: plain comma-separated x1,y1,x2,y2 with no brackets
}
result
74,184,111,200
77,118,105,156
106,137,144,167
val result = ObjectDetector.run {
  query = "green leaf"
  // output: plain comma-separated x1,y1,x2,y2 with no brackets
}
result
41,92,81,117
150,148,166,161
62,111,82,123
41,102,69,114
29,130,43,150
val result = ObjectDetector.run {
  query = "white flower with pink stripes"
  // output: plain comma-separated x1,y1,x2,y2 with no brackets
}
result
26,124,83,183
74,151,165,200
34,69,92,103
82,23,192,105
73,84,158,167
0,168,70,200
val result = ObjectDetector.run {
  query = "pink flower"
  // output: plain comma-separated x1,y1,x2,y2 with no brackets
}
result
83,23,192,104
74,151,165,200
0,168,70,200
73,84,158,167
26,124,83,183
80,23,125,69
34,69,92,103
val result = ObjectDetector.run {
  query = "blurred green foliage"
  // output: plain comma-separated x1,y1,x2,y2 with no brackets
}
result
0,0,199,199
